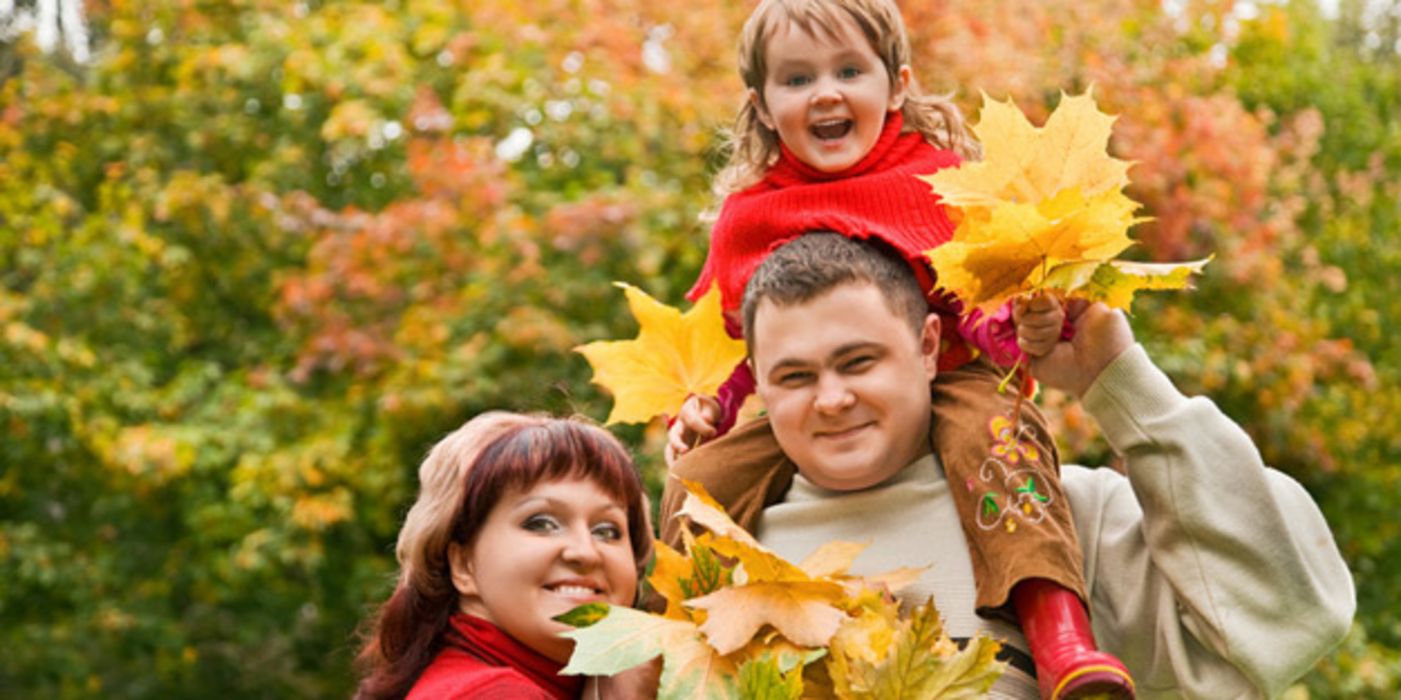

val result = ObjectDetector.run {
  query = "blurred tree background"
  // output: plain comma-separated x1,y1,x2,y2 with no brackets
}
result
1,0,1396,696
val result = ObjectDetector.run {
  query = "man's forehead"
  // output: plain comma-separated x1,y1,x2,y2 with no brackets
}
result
749,282,910,360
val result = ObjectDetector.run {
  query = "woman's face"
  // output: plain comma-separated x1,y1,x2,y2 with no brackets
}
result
450,476,638,664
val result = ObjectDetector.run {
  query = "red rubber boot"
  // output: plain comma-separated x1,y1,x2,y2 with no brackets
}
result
1013,578,1135,700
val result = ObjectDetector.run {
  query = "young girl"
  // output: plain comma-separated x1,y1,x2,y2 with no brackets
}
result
354,412,652,700
666,1,1133,698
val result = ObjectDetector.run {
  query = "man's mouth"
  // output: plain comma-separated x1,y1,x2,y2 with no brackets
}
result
810,119,853,141
816,422,871,440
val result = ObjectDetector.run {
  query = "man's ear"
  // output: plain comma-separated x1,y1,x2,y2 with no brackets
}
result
920,313,941,381
447,542,478,597
749,88,775,130
889,65,913,112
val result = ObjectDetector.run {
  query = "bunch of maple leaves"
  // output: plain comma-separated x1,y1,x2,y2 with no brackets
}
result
920,90,1210,315
556,481,1005,699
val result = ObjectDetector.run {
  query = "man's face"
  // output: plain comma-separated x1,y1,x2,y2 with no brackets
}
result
751,282,939,491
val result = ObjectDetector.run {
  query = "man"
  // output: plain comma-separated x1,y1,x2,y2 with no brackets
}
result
660,233,1354,698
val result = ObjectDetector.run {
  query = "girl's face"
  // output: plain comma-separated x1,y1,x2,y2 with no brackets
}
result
450,476,638,664
752,14,910,173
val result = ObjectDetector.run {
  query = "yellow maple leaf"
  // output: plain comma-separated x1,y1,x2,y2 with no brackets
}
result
921,90,1206,316
650,540,698,621
920,90,1131,207
925,187,1143,314
574,282,746,425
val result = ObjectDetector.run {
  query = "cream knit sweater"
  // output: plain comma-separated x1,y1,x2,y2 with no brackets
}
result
755,345,1354,699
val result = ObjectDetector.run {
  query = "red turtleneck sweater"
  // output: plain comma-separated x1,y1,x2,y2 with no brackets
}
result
407,614,583,700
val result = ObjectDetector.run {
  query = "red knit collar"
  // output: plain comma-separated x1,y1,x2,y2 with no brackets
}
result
771,110,910,184
446,614,583,698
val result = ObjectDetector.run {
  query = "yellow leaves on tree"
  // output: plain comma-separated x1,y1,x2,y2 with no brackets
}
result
574,283,746,425
557,481,1005,699
921,91,1210,315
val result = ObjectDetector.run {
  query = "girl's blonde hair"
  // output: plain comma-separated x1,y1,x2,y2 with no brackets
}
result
713,0,980,198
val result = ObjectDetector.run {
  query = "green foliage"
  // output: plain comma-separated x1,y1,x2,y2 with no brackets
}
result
1,0,1396,697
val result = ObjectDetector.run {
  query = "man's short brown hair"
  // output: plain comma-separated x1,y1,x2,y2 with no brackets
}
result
740,233,929,353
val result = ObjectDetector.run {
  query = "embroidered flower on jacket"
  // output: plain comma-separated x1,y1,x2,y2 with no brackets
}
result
989,414,1039,465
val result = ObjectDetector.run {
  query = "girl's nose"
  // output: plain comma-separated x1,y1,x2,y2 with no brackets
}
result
809,77,841,106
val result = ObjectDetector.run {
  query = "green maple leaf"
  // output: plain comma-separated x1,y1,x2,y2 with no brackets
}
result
1039,256,1213,310
559,604,739,700
737,654,806,700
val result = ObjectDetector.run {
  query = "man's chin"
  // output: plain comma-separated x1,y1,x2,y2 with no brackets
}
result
800,460,889,492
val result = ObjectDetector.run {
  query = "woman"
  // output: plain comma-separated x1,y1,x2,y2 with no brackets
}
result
354,412,652,699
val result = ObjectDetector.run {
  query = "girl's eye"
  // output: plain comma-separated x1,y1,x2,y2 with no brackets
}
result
592,523,624,541
783,74,812,87
523,515,560,533
839,66,861,79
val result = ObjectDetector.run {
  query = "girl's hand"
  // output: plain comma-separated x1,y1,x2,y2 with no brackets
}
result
1026,300,1135,398
1013,294,1066,359
664,394,722,467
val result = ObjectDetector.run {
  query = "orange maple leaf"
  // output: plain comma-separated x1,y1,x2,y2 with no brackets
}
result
574,283,746,424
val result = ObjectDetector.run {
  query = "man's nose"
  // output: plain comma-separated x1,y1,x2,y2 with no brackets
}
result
813,374,854,413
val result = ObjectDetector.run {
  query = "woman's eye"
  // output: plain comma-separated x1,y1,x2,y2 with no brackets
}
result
592,523,624,541
523,515,560,533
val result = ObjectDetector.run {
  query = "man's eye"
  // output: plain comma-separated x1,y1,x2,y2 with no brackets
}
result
592,523,623,541
779,371,813,386
843,356,875,372
523,515,560,533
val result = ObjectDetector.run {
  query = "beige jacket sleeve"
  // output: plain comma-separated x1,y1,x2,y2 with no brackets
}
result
1063,345,1354,699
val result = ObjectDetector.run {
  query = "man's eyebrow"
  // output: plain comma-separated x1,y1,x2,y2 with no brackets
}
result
766,341,883,373
831,341,882,356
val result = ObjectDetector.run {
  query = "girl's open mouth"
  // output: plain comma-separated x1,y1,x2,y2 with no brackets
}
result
810,119,853,140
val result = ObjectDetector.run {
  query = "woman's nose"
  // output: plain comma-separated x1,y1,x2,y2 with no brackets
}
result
561,526,602,567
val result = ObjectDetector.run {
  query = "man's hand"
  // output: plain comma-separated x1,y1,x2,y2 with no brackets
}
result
664,394,721,467
1021,299,1135,398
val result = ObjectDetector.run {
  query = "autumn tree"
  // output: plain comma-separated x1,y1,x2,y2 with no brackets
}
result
1,0,1396,696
